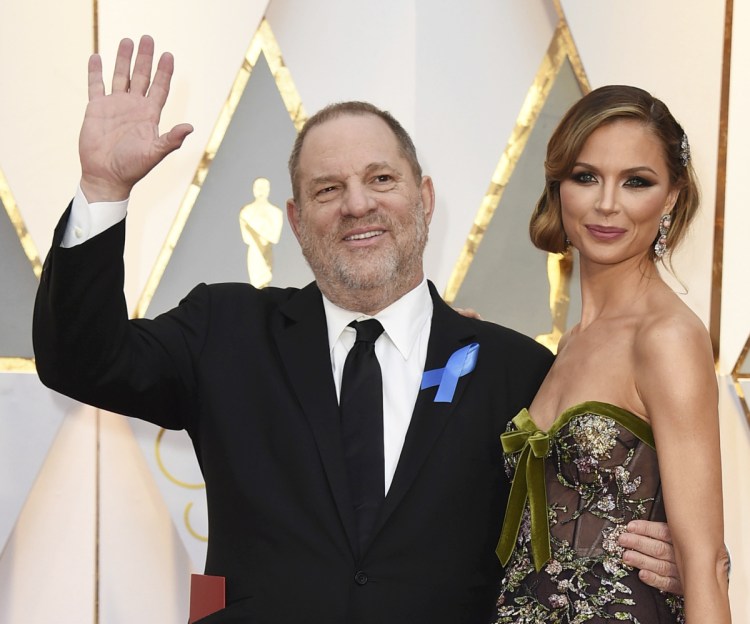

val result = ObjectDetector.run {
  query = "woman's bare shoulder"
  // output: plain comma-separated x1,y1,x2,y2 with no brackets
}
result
632,294,715,412
635,293,711,359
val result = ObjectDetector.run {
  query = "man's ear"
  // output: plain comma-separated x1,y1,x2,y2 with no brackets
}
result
286,198,302,243
420,175,436,225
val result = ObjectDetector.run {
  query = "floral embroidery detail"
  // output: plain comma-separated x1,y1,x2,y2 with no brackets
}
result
570,413,618,460
495,411,683,623
574,455,599,474
545,559,563,575
615,465,642,495
602,525,628,557
664,594,686,624
549,594,568,608
603,556,622,575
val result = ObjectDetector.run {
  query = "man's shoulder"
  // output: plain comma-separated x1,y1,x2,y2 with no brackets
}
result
428,285,553,365
204,282,304,302
178,282,315,321
472,316,553,361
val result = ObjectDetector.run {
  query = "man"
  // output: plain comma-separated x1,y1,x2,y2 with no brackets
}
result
33,36,681,623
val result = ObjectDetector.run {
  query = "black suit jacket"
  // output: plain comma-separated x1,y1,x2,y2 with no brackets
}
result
33,212,553,624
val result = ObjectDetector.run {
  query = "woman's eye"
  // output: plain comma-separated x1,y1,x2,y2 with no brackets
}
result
571,172,596,184
624,176,653,188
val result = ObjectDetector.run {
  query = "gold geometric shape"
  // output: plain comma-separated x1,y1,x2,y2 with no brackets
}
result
732,335,750,424
0,168,42,372
123,18,309,566
444,10,589,353
534,249,574,354
134,18,307,319
154,428,206,490
156,428,208,542
708,0,734,363
444,20,588,305
239,176,283,288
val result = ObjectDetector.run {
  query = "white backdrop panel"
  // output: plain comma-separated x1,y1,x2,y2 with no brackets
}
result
1,1,747,621
0,0,92,259
722,0,750,370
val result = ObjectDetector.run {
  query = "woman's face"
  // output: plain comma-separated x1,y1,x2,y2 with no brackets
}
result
560,119,678,267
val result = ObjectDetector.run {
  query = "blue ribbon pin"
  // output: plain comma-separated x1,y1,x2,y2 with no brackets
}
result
420,343,479,403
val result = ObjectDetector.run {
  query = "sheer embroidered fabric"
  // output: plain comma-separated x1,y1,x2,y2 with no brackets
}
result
494,402,684,624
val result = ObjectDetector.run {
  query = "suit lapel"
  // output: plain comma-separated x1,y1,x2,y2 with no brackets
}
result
271,283,358,554
273,282,480,556
371,283,479,543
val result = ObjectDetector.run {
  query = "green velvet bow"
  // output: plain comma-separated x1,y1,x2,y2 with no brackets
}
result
495,409,551,572
494,401,656,573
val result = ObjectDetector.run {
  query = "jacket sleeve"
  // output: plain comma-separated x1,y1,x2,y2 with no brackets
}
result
33,206,208,430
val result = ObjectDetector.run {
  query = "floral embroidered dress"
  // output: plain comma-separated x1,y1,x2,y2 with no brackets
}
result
493,401,684,623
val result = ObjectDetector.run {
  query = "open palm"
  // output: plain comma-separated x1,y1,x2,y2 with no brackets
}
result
79,36,193,202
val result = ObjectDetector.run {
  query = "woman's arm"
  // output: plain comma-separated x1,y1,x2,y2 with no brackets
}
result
635,312,731,622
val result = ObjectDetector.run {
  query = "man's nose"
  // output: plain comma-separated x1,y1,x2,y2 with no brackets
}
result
342,181,376,217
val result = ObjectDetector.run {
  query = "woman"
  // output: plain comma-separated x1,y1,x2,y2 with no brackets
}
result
493,86,730,623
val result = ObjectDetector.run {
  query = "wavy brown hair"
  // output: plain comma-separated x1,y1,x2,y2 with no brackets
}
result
529,85,700,263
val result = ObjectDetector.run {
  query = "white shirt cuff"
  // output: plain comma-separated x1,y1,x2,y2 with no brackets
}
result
61,185,129,248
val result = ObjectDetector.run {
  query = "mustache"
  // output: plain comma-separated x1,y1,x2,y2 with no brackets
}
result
330,213,394,237
329,202,423,237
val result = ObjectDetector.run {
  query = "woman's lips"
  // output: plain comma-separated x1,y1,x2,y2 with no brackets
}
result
585,225,626,240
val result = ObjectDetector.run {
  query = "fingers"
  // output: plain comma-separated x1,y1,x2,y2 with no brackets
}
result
619,521,683,595
88,54,104,100
636,568,683,595
130,35,155,96
103,35,174,112
453,307,482,320
624,519,672,543
618,526,674,563
112,37,135,93
147,51,176,111
621,542,678,576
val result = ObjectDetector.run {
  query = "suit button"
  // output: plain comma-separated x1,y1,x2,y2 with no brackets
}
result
354,571,368,585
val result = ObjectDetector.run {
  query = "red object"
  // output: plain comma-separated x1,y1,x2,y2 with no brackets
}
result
189,574,226,623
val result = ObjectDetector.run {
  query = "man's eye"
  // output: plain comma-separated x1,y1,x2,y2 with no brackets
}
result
317,186,337,196
374,174,392,183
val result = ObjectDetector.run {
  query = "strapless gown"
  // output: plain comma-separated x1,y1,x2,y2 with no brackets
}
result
493,401,684,623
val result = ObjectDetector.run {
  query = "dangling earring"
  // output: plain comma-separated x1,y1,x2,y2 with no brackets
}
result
654,213,672,258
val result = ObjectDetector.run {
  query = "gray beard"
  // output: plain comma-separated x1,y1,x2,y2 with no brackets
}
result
297,205,428,310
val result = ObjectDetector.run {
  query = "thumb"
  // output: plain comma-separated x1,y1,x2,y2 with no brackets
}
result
156,123,194,156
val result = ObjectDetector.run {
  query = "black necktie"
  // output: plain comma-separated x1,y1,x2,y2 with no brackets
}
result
340,319,385,553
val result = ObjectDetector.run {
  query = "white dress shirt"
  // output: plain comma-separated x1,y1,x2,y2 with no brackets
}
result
323,282,432,494
63,188,434,494
61,186,129,248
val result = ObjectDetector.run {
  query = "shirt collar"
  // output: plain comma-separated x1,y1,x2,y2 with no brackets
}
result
322,279,433,360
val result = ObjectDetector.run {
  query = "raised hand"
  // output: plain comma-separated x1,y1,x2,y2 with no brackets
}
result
79,35,194,202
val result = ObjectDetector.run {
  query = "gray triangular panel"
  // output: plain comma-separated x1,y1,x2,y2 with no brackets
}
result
453,60,583,339
0,198,37,358
146,53,312,318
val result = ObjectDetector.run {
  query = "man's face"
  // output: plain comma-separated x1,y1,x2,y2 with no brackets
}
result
287,114,434,305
